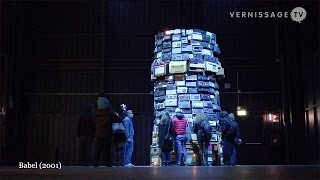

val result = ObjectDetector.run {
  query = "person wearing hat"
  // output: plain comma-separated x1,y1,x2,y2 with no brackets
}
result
171,108,188,166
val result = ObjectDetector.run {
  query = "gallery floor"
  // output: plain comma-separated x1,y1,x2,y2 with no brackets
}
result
1,165,320,179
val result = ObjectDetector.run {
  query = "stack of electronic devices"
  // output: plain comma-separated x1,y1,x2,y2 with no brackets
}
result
151,29,225,166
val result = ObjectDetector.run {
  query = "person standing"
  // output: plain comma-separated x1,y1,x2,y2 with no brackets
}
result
171,108,188,166
193,113,212,166
122,106,135,167
93,92,113,167
229,113,241,166
219,111,239,166
158,111,173,166
77,104,95,166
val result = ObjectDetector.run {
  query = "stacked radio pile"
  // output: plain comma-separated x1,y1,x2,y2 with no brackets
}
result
150,29,225,166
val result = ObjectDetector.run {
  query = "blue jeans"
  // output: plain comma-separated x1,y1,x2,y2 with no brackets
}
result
231,146,237,166
175,135,187,165
124,141,133,165
161,152,171,165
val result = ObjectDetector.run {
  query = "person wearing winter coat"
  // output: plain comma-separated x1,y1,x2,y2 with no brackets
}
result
92,107,113,167
158,111,173,166
171,108,188,166
229,113,241,166
193,113,212,166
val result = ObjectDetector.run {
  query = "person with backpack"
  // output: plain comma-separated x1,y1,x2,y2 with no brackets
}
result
193,113,212,166
171,108,188,166
110,111,126,166
228,113,241,166
92,105,113,167
158,111,173,166
219,111,239,166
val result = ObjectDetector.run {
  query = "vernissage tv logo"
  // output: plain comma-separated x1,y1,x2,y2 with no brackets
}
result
229,7,307,23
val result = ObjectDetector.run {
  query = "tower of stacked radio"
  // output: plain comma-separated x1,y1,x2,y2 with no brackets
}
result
150,29,225,166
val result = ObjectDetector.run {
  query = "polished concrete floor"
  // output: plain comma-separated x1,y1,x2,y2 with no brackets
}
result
1,165,320,179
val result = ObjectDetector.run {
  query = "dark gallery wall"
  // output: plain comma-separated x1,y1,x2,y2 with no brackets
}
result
0,0,319,165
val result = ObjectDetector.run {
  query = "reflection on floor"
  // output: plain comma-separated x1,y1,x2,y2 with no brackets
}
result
1,165,320,180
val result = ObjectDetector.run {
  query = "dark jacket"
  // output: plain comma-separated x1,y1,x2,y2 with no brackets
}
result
172,113,187,136
94,109,112,138
158,121,171,148
194,120,212,142
77,111,95,137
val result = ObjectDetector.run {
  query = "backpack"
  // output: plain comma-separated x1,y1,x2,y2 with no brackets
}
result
197,121,212,141
112,121,126,134
218,118,237,136
226,120,237,136
202,121,212,140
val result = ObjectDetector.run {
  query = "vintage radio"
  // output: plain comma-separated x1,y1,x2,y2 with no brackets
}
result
173,29,181,34
189,63,205,72
181,109,192,114
154,90,165,97
192,45,203,52
166,89,177,95
162,52,172,61
175,80,186,86
155,102,165,110
164,35,172,41
177,87,188,93
162,41,172,49
178,101,191,109
186,81,197,87
165,99,178,107
192,108,204,114
200,94,210,100
169,61,187,74
181,36,188,44
186,29,193,35
171,53,184,61
202,49,212,56
181,44,192,52
166,94,177,99
198,75,209,81
172,34,181,41
190,94,201,101
185,74,197,81
154,96,165,103
178,94,190,101
172,41,182,48
197,81,210,88
192,101,204,108
188,87,198,94
172,47,182,54
154,65,168,77
202,34,211,43
166,83,176,90
204,61,218,73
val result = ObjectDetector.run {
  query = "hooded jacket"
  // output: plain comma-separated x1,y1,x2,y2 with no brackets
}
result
171,113,188,136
